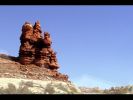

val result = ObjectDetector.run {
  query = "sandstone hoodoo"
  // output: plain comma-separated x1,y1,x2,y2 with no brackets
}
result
19,21,59,70
18,21,68,81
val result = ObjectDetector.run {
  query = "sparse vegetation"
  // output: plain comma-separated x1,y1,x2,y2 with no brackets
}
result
103,85,133,94
0,82,33,94
80,85,133,94
0,78,81,94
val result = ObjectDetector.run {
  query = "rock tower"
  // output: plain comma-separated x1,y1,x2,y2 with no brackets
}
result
19,21,59,71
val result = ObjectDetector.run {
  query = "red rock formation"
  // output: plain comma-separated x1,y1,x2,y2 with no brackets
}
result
19,22,35,65
34,32,59,70
19,21,59,70
32,21,43,42
43,32,52,48
18,21,68,81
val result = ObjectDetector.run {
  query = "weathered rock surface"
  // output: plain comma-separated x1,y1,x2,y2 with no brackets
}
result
0,54,68,82
19,21,59,71
0,54,81,94
18,21,68,81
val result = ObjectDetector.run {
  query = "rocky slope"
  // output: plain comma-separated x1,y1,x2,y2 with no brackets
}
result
0,54,81,94
0,54,68,82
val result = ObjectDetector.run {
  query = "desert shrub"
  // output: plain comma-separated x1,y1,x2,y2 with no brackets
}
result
0,81,33,94
103,85,133,94
0,79,81,94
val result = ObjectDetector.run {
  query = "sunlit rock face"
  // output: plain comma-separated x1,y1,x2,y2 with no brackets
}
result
18,21,68,81
19,21,60,70
0,78,81,94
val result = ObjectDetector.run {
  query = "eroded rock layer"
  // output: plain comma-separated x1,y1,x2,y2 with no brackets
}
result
18,21,68,81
